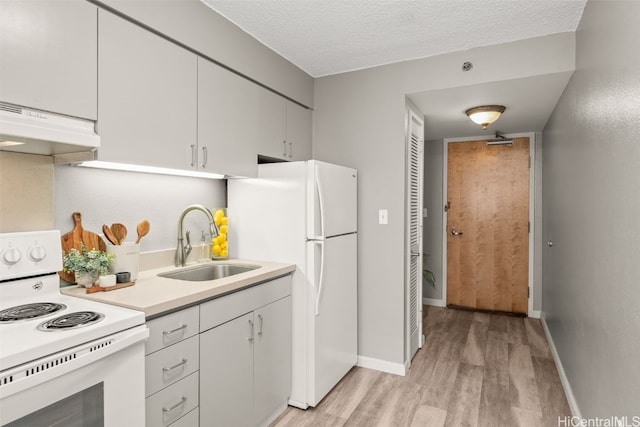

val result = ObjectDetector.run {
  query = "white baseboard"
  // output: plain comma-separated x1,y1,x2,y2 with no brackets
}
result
540,312,582,418
357,355,406,376
529,310,541,319
422,297,446,307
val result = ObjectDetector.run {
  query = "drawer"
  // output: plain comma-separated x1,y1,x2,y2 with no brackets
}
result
146,335,199,397
146,305,199,355
169,408,198,427
146,371,199,427
200,274,291,332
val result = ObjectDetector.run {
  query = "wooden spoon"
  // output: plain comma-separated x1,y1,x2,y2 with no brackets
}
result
110,223,127,245
102,224,119,245
135,219,150,244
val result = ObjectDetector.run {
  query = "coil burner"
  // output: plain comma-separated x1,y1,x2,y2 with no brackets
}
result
37,311,105,331
0,303,67,323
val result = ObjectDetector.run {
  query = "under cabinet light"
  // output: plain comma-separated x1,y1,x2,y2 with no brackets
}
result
76,160,225,179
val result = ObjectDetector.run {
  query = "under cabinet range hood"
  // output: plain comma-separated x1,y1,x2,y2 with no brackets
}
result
0,102,100,157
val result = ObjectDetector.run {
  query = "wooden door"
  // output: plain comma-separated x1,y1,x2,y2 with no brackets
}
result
446,137,529,314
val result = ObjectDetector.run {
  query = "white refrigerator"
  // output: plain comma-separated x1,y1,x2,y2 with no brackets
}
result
228,160,357,409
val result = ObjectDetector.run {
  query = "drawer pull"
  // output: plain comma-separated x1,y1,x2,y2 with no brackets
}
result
162,396,187,413
248,319,254,342
257,314,263,336
163,324,187,336
163,358,187,373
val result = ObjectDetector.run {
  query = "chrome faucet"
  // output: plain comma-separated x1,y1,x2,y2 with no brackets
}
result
175,205,219,267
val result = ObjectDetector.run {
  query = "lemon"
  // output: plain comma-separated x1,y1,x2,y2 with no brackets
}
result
220,249,228,258
220,217,228,225
221,241,228,250
214,209,225,219
214,217,222,226
212,245,221,255
219,225,228,234
219,232,227,242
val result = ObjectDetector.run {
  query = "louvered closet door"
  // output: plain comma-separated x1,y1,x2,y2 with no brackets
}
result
406,110,424,362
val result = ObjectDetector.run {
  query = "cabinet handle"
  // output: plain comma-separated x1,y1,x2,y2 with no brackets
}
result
283,140,287,157
288,141,293,158
257,314,263,336
190,144,196,167
162,396,187,413
248,319,254,342
163,324,187,336
162,358,187,373
201,146,208,168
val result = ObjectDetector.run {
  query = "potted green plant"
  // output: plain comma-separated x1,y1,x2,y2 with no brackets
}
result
63,243,116,287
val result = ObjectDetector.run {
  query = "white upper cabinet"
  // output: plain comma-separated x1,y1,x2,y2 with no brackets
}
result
256,93,312,162
97,10,197,170
255,88,287,161
285,101,312,161
197,59,258,177
0,0,97,119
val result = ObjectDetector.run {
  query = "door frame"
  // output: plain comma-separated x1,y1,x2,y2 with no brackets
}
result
441,132,536,317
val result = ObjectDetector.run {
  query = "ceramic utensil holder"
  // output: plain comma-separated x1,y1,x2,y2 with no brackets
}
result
107,242,140,281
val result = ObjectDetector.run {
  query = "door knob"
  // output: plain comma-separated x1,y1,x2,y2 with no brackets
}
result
450,226,463,236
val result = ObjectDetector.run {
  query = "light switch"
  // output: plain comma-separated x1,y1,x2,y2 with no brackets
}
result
379,209,388,225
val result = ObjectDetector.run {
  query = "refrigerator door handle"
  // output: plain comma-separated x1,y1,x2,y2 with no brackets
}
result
314,240,325,316
315,165,326,240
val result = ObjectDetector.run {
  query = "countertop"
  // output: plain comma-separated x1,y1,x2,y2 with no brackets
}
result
62,259,296,319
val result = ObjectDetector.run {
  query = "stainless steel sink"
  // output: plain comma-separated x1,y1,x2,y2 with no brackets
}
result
158,263,260,281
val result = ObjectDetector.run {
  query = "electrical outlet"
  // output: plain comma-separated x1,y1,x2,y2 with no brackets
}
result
379,209,388,225
423,208,428,218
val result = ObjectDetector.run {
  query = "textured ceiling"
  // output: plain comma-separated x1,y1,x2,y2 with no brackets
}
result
200,0,587,77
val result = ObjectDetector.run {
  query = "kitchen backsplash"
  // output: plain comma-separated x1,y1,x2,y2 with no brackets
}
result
54,164,226,252
1,152,227,256
0,152,54,232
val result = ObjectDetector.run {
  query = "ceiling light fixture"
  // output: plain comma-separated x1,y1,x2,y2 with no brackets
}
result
465,105,506,129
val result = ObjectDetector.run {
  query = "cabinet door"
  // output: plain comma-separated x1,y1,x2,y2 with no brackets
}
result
255,88,287,161
197,58,257,177
286,101,312,161
0,0,97,119
199,313,253,427
253,296,292,426
97,11,197,170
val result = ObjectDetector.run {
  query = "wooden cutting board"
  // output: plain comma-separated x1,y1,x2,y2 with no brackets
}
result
59,212,107,283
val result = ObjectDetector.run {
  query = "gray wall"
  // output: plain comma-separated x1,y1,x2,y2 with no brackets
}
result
542,0,640,417
423,139,444,301
314,33,575,367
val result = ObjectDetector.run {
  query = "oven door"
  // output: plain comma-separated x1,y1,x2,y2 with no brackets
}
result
0,325,148,427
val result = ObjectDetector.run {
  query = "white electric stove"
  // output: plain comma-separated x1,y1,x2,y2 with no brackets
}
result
0,230,149,426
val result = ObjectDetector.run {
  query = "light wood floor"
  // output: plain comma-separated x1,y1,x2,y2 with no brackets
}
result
271,305,571,427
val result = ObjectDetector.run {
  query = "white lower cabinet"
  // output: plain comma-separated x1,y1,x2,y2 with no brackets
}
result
199,276,292,427
144,275,292,427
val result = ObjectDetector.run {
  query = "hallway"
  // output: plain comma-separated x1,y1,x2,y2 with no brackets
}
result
272,306,571,426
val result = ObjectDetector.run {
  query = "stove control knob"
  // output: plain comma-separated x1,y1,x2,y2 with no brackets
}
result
29,245,47,262
2,248,22,265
